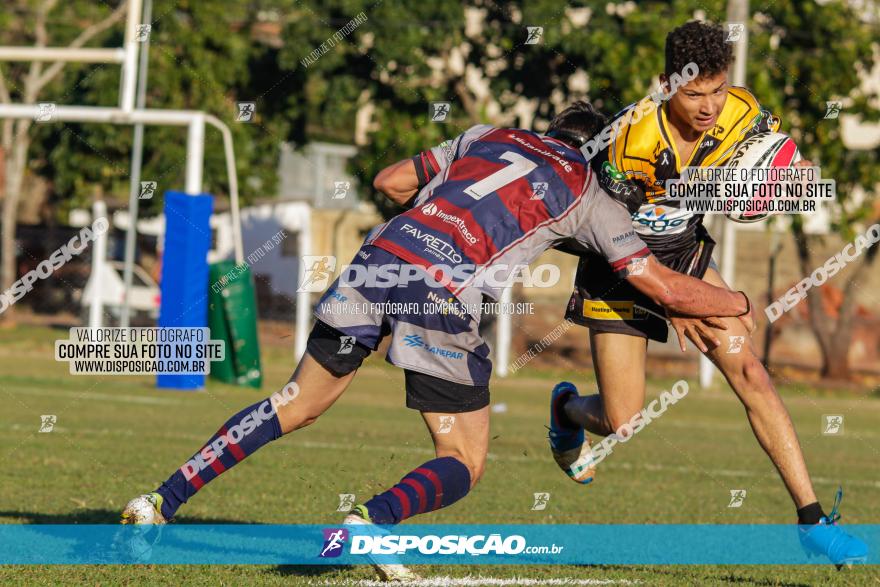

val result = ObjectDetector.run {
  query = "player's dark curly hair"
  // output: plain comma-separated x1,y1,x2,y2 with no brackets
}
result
546,101,607,147
665,21,733,78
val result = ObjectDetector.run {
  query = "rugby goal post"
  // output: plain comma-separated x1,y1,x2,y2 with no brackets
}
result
0,0,245,390
699,0,749,390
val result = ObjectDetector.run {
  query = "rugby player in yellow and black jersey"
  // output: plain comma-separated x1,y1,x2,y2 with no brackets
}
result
565,45,781,340
550,20,867,566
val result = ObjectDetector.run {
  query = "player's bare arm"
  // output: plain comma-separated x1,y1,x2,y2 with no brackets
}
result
373,158,420,206
623,254,750,318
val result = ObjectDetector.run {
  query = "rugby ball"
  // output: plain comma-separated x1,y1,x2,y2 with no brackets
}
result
723,132,801,223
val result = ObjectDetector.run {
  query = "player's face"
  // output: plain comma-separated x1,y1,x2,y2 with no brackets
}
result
665,72,729,134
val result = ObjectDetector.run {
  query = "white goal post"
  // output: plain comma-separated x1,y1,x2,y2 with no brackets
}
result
0,0,245,346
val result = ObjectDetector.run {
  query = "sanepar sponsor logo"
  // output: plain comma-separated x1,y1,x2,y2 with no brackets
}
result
402,333,464,360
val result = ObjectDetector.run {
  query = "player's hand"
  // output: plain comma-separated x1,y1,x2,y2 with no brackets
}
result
737,302,757,334
794,158,814,167
669,315,726,353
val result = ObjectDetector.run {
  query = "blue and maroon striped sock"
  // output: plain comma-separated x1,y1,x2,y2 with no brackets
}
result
363,457,472,524
154,397,283,520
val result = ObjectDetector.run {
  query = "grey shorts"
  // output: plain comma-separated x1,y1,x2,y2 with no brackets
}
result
310,245,492,411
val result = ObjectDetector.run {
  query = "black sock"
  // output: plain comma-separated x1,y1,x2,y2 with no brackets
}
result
560,393,584,429
797,502,826,525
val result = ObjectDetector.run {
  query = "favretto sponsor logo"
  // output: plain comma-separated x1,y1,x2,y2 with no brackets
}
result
400,223,463,264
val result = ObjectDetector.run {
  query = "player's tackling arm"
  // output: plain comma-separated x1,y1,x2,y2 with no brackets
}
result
373,159,420,206
624,255,750,318
374,136,461,207
573,188,750,319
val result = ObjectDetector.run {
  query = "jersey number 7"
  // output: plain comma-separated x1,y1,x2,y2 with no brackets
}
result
464,151,538,200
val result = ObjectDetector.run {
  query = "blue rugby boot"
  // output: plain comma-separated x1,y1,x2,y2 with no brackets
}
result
548,382,595,484
799,487,868,568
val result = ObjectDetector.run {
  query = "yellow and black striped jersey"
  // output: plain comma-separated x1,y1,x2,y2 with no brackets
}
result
595,86,780,241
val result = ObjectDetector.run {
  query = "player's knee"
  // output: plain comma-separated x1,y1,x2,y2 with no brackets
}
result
440,449,485,488
727,353,774,396
277,404,324,433
743,355,770,382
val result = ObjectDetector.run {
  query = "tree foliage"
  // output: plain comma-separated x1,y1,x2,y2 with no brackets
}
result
2,0,878,376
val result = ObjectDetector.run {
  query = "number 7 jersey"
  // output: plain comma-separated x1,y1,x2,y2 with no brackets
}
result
368,125,649,300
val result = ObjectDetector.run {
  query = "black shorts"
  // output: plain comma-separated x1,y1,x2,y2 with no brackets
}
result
306,319,490,414
564,224,716,342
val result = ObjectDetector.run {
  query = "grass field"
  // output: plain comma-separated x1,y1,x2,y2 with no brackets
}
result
0,325,878,585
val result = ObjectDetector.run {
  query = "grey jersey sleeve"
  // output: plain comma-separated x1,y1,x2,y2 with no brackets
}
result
573,183,650,273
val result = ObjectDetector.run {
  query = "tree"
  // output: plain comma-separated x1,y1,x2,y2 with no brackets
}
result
746,0,880,379
29,1,300,218
0,0,127,321
1,0,303,321
3,0,877,381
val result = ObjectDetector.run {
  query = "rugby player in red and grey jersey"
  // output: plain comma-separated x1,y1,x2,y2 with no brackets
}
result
121,101,753,582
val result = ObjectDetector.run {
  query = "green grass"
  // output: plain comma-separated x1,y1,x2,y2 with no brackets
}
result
0,325,878,585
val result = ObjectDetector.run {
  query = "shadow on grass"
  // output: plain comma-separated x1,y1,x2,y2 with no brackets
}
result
272,564,353,579
595,564,815,587
0,510,354,578
0,509,263,524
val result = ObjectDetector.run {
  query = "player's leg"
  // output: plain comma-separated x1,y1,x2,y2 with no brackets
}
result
424,407,489,489
344,379,488,583
699,267,866,564
123,332,362,524
562,330,648,436
558,253,658,437
122,245,390,524
549,330,647,483
552,251,658,483
699,267,818,510
354,401,489,525
350,272,492,524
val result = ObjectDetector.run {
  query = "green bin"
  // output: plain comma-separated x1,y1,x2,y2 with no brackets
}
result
208,260,262,388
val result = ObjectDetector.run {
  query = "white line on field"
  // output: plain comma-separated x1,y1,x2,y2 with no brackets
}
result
291,440,880,489
310,577,640,586
3,385,182,405
2,390,878,490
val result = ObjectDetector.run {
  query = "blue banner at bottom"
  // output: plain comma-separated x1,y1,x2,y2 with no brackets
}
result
0,524,875,565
